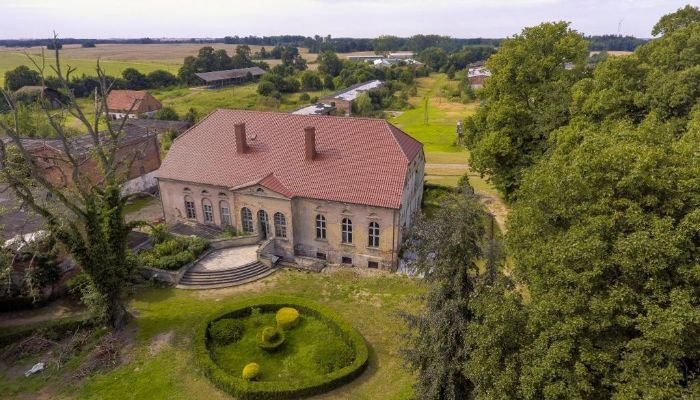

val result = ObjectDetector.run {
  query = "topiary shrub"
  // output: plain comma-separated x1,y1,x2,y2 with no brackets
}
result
257,325,285,351
209,319,244,345
313,340,355,373
275,307,300,330
242,362,260,381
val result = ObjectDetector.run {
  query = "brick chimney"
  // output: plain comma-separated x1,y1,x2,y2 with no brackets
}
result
234,123,247,154
304,126,316,161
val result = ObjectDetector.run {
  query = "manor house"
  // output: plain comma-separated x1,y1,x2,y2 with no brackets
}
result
156,110,424,270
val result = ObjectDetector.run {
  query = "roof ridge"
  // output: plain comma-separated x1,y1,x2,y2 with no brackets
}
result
212,108,393,123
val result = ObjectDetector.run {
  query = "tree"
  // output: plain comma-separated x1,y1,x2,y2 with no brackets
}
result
300,71,322,91
154,106,180,121
178,56,198,85
507,118,700,398
317,51,343,77
0,41,149,329
652,4,700,36
402,183,486,400
353,92,373,116
121,68,149,90
373,35,403,53
81,40,96,48
418,47,448,70
464,22,588,199
4,65,41,91
257,81,275,96
147,69,178,88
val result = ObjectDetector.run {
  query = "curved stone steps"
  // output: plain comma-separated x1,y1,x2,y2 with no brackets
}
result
176,261,274,290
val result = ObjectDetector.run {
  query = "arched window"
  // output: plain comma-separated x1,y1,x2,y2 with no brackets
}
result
219,201,231,226
341,218,352,244
202,199,214,223
241,207,253,233
368,222,380,247
315,215,326,239
184,196,196,219
274,212,287,238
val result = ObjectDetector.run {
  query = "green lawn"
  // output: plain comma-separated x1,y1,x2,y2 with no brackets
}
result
210,310,351,382
0,51,179,86
1,269,422,400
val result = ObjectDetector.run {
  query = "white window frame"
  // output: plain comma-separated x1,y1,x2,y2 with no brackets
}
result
202,199,214,223
316,214,326,239
341,218,353,244
368,221,380,247
274,212,287,238
184,197,196,219
241,207,254,233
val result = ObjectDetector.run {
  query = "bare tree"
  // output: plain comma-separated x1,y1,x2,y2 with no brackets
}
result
0,35,147,329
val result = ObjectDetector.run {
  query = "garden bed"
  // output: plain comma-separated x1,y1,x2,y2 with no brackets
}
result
195,296,368,400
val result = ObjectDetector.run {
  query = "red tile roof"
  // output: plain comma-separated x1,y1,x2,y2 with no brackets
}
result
157,110,423,209
106,90,161,113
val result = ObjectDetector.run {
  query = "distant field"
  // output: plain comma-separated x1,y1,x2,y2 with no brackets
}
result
0,49,179,85
0,43,324,85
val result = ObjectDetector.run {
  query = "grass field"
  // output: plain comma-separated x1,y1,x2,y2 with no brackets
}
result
152,84,332,115
0,269,423,400
391,74,508,229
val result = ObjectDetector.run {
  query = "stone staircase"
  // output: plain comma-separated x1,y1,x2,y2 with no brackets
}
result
176,261,274,290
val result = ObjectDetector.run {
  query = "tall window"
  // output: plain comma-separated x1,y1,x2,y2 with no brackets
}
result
274,212,287,238
220,201,231,226
202,199,214,223
184,196,196,219
341,218,353,244
368,222,380,247
241,207,253,233
316,214,326,239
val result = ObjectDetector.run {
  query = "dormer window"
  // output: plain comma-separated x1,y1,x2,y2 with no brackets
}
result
256,188,264,193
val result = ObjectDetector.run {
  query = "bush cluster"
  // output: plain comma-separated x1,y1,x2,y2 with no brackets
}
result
138,236,208,271
275,307,299,330
257,326,285,351
195,296,369,400
209,319,245,345
242,363,260,381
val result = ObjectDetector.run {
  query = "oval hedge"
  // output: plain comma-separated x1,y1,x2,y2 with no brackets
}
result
195,295,369,400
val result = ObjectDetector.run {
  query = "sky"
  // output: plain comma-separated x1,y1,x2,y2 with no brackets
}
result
0,0,692,39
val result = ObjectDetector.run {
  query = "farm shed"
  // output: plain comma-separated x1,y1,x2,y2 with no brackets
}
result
194,67,266,88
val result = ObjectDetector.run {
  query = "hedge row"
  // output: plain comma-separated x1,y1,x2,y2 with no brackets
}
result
194,295,369,400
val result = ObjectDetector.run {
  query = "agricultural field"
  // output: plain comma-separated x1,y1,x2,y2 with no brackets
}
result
0,269,423,400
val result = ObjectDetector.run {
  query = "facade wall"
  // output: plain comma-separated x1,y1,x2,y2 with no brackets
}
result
291,198,398,270
158,179,403,270
399,150,425,242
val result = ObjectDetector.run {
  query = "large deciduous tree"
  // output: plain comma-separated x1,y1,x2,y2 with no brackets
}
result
0,41,148,329
464,22,588,199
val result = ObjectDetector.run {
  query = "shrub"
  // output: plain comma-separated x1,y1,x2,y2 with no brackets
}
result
299,93,310,102
275,307,300,330
242,362,260,381
196,296,369,399
313,341,355,373
209,319,244,345
139,236,209,270
150,224,173,244
257,325,285,351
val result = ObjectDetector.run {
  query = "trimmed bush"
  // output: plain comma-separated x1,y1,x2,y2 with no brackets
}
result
195,296,369,400
139,236,209,271
242,363,260,381
275,307,299,330
313,341,355,374
209,319,244,345
257,326,285,351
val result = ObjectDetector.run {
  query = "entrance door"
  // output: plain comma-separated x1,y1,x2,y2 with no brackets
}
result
257,210,270,240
